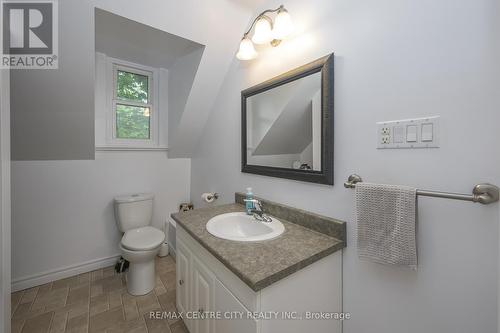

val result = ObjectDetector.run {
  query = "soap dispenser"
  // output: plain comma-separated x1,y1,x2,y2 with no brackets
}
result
245,187,254,215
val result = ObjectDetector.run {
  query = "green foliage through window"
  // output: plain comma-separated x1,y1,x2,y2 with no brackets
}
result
116,104,150,139
115,68,151,140
116,70,149,103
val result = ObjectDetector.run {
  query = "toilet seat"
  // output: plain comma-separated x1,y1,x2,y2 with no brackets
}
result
121,226,164,251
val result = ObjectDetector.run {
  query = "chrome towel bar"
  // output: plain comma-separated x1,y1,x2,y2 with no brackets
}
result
344,174,499,205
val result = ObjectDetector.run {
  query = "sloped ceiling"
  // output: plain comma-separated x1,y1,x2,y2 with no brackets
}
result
93,0,256,157
95,8,203,69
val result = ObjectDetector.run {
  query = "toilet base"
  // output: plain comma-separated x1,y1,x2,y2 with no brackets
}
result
119,244,160,296
126,260,155,295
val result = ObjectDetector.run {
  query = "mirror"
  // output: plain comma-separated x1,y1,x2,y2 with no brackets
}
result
241,54,334,185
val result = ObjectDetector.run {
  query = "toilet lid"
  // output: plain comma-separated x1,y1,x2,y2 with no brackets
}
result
121,226,165,251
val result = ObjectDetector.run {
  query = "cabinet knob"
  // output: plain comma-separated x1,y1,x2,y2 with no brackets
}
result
179,279,184,286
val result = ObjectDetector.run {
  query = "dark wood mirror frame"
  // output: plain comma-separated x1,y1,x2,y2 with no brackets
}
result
241,53,334,185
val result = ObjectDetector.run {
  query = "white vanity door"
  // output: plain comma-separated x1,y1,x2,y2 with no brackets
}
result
214,278,257,333
192,257,214,333
176,239,191,315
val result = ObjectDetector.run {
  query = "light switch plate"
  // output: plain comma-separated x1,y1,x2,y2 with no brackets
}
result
377,116,440,149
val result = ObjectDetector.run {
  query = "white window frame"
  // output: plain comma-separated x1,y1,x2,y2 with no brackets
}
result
105,57,159,148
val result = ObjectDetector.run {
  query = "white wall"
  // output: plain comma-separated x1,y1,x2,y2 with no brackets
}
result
11,0,95,161
10,0,253,160
0,69,11,333
191,0,500,332
11,152,190,289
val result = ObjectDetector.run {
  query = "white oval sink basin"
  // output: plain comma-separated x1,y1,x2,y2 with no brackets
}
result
206,212,285,242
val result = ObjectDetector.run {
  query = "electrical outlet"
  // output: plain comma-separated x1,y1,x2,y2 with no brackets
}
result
381,127,390,135
381,136,390,144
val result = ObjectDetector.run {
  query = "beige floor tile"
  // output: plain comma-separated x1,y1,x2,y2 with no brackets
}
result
20,288,39,304
153,277,167,296
52,277,78,290
170,320,188,333
67,301,90,320
67,285,90,305
32,287,68,311
12,291,24,315
108,290,122,310
11,318,25,333
52,299,87,317
90,284,103,298
122,297,139,322
21,311,54,333
48,311,67,333
66,312,89,332
157,289,175,310
90,294,109,317
89,307,124,332
157,290,179,326
38,283,53,293
77,272,91,284
13,256,184,333
12,303,45,321
143,312,171,333
106,318,147,333
136,293,160,316
102,266,115,278
100,276,125,294
159,271,176,291
91,269,103,282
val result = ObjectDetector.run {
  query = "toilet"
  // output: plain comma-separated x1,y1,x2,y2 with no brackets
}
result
114,193,165,295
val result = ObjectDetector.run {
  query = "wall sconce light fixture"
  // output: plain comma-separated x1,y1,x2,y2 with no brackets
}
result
236,5,294,60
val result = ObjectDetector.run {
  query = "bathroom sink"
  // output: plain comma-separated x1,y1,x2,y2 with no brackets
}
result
206,212,285,242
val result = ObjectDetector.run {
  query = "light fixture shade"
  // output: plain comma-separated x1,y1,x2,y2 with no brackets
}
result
272,9,293,40
236,37,257,60
251,16,273,44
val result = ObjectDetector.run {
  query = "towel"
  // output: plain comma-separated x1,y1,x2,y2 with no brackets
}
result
355,182,417,269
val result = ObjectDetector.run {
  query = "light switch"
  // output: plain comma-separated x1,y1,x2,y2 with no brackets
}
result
421,123,433,142
377,116,439,149
406,125,417,142
393,126,404,143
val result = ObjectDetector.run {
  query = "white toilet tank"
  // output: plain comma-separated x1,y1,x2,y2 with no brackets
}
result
114,193,154,232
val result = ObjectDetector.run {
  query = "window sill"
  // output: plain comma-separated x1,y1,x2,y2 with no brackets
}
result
95,145,168,152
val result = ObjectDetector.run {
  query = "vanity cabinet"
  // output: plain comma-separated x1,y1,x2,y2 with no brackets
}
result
176,240,190,315
176,225,343,333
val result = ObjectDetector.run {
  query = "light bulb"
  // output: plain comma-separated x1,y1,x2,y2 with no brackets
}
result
251,16,273,44
272,8,293,40
236,36,257,60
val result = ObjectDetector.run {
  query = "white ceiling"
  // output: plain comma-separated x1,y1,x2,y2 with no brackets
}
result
95,8,204,69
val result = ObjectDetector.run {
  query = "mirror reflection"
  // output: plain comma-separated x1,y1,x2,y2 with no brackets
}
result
246,72,322,171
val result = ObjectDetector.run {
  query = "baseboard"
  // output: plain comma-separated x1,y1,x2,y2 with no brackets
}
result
11,254,121,292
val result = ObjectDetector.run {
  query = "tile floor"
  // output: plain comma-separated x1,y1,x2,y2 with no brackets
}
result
11,256,187,333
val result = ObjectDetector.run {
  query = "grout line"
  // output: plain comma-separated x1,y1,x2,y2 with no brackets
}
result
47,311,55,333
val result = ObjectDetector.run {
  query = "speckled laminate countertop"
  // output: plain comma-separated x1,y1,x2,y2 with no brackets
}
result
171,203,345,292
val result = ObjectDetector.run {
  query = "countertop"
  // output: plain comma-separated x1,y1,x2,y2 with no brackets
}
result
171,203,345,292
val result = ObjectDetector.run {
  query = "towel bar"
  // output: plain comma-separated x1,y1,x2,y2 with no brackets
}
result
344,174,499,205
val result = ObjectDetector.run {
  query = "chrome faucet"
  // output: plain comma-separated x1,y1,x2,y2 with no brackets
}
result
244,199,273,222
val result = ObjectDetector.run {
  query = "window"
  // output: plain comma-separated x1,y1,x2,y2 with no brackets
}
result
115,70,151,140
106,58,159,147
